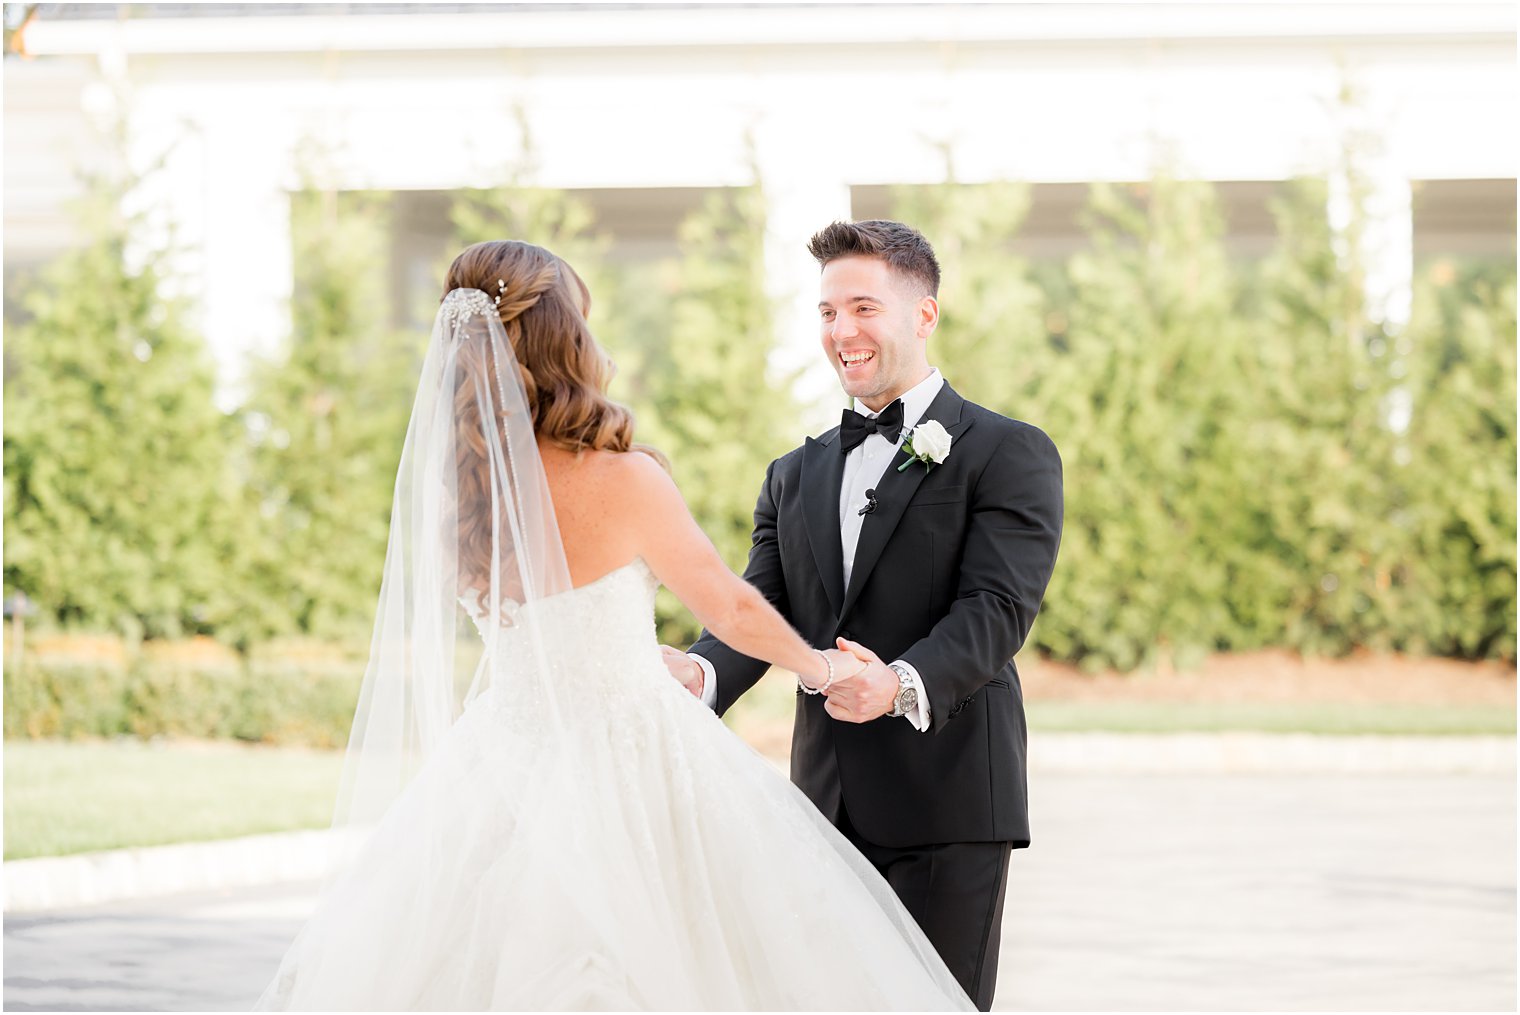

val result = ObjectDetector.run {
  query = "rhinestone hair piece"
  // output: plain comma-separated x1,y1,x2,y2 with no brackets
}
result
438,287,518,473
440,288,495,326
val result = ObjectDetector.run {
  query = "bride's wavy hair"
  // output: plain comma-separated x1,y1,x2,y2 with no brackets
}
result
442,241,666,593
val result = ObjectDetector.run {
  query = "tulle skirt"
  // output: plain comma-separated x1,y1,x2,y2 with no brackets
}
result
255,655,973,1011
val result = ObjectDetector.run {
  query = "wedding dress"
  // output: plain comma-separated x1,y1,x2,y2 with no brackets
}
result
253,282,972,1010
257,557,972,1010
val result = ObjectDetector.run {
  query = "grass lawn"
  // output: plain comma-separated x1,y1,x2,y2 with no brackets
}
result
1025,700,1517,735
722,668,1517,738
5,684,1511,861
3,739,345,860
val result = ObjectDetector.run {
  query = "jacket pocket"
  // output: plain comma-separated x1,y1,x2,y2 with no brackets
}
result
907,485,967,508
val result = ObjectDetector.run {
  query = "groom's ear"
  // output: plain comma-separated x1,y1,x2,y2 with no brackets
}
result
916,294,939,339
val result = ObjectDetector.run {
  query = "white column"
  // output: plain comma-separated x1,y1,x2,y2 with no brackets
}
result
1325,94,1417,430
1365,170,1415,435
1327,108,1416,434
754,137,854,430
121,86,294,411
198,127,294,411
1360,170,1414,337
1325,93,1415,340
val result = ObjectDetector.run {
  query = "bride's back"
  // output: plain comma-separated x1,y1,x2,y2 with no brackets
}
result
440,239,657,593
440,241,766,659
439,240,773,664
537,442,643,590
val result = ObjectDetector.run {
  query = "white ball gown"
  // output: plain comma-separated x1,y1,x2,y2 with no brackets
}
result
254,558,974,1011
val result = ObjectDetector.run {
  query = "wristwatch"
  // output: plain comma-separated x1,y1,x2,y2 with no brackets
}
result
887,663,918,718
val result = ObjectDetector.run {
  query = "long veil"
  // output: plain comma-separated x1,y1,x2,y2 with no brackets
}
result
334,286,572,835
255,287,573,1008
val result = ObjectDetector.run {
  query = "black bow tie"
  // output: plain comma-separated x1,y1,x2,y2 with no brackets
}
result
839,399,905,454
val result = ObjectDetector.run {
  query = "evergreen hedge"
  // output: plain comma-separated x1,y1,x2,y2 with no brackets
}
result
3,159,1512,686
895,175,1515,670
3,655,361,746
3,169,244,640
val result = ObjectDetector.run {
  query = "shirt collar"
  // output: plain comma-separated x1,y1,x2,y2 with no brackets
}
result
854,368,944,432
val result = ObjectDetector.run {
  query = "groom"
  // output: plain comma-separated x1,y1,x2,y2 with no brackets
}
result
663,219,1062,1010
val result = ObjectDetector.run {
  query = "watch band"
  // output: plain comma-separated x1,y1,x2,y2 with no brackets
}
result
887,663,916,718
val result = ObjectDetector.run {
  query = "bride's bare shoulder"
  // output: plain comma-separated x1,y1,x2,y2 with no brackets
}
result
541,446,678,514
538,445,616,476
538,448,681,577
604,448,678,498
540,444,656,477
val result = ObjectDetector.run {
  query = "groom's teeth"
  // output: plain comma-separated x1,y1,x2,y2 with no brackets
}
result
841,352,874,365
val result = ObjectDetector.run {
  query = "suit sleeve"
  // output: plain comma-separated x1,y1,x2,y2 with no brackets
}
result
900,423,1063,733
687,457,790,716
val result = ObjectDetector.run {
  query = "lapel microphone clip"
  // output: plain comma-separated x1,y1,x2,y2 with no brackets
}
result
858,488,878,516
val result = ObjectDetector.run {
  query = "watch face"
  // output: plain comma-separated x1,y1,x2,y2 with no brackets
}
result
897,687,918,713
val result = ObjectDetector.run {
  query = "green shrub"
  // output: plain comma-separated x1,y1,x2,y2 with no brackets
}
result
3,655,362,747
234,662,362,747
3,159,243,641
897,172,1516,670
1401,260,1517,659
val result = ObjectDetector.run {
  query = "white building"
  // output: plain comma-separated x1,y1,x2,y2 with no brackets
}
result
4,2,1515,409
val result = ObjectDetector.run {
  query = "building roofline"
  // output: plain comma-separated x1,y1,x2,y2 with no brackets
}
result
17,3,1516,57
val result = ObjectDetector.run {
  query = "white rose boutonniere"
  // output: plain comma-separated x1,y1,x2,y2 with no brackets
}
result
898,419,952,473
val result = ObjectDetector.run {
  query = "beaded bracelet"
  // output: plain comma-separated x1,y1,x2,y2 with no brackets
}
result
817,649,835,693
799,649,833,695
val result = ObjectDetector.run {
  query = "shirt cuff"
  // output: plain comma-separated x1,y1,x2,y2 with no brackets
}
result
889,658,931,732
688,653,719,710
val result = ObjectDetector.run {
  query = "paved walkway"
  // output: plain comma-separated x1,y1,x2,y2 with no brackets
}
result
997,773,1515,1011
5,772,1514,1011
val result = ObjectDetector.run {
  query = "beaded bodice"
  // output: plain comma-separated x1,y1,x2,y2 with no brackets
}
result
457,558,666,713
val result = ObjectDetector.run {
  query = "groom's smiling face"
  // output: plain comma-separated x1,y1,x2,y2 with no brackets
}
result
818,256,937,412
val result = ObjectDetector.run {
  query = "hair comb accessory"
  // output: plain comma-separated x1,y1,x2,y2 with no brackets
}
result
440,288,494,326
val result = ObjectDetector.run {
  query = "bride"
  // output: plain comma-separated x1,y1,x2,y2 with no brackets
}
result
254,240,974,1011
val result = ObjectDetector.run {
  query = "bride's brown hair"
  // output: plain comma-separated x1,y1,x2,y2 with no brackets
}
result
444,241,666,594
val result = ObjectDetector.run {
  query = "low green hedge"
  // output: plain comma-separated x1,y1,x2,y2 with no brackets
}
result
3,656,362,747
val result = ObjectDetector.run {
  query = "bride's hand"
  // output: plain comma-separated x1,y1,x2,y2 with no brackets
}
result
826,650,863,680
659,645,704,698
815,648,867,689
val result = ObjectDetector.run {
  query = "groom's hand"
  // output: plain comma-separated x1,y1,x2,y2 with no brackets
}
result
659,645,704,698
823,638,897,723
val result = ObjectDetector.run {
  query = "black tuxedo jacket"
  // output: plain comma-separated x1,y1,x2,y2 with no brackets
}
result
691,383,1063,848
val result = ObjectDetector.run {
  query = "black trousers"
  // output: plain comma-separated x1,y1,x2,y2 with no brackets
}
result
837,801,1013,1012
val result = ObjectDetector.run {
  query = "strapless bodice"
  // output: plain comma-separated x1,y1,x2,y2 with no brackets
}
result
457,558,667,716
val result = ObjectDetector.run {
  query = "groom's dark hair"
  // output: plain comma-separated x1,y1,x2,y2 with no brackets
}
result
807,219,941,298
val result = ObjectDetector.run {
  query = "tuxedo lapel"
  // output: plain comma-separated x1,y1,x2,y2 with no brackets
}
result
839,384,975,622
800,430,847,617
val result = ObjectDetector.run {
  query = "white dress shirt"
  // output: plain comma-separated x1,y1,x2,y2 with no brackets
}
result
689,369,944,732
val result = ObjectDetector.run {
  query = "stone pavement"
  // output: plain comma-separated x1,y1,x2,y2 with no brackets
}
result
996,773,1515,1011
5,772,1515,1011
2,881,310,1012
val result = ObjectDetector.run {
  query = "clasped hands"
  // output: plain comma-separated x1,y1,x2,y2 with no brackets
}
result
658,638,900,724
810,640,900,723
